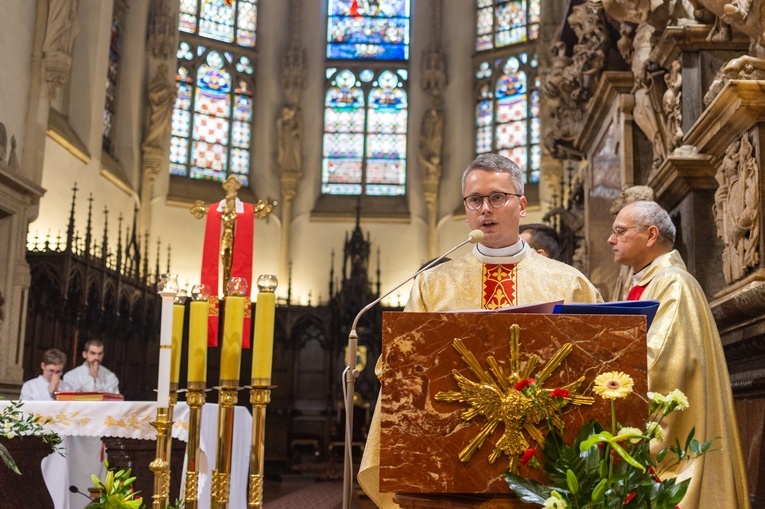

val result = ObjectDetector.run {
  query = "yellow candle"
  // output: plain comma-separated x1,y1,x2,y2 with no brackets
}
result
220,295,244,384
251,290,276,385
171,304,185,385
188,300,208,383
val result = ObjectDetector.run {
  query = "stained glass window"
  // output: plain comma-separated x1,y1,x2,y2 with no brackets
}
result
171,44,254,185
179,0,258,48
327,0,410,60
475,0,539,51
474,54,540,183
103,6,124,152
322,69,407,196
322,0,410,199
173,0,256,185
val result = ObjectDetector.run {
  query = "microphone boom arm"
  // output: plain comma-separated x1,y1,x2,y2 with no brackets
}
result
341,230,483,509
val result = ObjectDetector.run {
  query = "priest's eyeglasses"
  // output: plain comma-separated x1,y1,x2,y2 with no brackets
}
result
463,192,522,211
609,226,647,239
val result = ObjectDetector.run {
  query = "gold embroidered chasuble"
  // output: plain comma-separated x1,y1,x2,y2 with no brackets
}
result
405,244,602,312
358,244,602,508
633,250,749,509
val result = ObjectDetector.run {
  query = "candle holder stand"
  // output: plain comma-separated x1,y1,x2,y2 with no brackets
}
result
184,382,207,509
150,406,172,509
211,383,239,509
247,385,272,508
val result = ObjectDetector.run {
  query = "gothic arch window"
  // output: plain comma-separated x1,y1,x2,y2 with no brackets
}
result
320,0,411,204
171,0,257,190
474,0,540,197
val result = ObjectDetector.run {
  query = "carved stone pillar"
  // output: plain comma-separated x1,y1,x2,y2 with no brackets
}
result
0,125,45,396
277,0,306,281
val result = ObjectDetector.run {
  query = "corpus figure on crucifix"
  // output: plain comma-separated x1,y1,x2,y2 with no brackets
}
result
190,176,276,346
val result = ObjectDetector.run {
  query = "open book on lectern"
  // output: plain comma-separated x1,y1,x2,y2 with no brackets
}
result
553,300,661,329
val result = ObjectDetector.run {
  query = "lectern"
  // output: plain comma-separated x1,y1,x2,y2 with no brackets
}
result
378,311,648,507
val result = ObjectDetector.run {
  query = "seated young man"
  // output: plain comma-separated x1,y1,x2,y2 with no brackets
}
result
20,348,72,401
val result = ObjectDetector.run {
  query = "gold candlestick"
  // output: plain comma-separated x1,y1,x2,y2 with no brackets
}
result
184,382,206,509
248,386,271,508
211,385,238,509
150,407,172,509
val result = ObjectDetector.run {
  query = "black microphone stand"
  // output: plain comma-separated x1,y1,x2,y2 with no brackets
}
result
341,230,484,509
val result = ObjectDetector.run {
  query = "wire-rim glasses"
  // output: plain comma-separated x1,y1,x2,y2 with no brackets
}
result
463,192,522,211
609,226,647,239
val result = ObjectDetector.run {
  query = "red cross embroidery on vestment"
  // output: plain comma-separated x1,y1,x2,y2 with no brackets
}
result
482,264,517,309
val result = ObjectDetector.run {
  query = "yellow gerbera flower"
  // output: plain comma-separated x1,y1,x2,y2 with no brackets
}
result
592,371,634,400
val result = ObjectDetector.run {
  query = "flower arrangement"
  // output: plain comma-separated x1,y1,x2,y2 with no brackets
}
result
0,400,63,474
88,463,184,509
504,371,712,509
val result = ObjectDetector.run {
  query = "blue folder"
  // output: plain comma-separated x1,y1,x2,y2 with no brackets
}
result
552,300,661,329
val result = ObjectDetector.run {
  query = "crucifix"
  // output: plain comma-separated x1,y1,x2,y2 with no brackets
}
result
190,176,276,293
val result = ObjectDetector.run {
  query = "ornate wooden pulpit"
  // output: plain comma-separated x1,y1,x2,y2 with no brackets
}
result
378,311,648,507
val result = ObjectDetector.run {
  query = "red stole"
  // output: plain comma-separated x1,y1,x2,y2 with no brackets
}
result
482,264,517,309
201,201,254,348
626,283,648,301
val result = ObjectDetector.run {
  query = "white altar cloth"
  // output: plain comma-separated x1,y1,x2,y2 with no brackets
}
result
1,400,252,509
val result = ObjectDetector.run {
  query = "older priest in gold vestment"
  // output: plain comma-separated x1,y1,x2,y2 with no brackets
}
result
611,200,749,509
358,154,602,508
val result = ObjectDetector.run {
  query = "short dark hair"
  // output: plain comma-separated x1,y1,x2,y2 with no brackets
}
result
83,338,104,352
462,153,524,196
520,223,561,260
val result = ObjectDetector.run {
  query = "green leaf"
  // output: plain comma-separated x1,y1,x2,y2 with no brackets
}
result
684,427,696,451
0,443,21,475
504,472,553,504
689,439,700,455
608,441,645,472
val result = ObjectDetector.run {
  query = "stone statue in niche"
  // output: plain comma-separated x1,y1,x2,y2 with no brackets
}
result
663,59,683,152
142,64,176,150
419,102,444,181
713,131,761,283
8,136,20,173
276,104,302,174
42,0,80,98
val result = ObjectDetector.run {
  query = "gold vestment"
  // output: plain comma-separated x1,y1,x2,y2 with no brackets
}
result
636,250,749,509
358,246,602,507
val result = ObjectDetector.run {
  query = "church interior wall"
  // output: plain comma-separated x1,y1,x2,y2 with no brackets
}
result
0,2,36,160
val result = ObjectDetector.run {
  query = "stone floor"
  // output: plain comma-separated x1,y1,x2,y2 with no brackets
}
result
263,475,376,509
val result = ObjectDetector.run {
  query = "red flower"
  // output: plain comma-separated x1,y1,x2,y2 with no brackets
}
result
550,388,569,398
514,378,535,391
624,492,636,504
520,447,536,465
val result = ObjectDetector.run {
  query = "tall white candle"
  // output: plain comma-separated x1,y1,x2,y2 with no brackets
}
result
157,274,179,407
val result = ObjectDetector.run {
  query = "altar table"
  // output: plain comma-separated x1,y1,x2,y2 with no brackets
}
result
0,400,252,509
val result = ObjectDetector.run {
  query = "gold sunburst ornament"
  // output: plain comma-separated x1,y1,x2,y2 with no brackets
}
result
434,324,594,473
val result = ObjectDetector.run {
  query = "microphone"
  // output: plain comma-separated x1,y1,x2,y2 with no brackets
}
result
341,229,484,509
69,485,94,502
